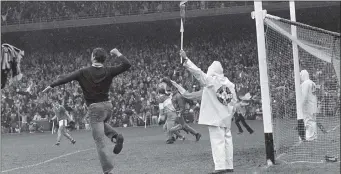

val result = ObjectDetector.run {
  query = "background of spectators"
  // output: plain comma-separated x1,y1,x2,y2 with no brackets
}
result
1,1,255,25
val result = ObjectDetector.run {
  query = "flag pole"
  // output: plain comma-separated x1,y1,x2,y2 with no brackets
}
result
180,19,184,63
180,1,186,63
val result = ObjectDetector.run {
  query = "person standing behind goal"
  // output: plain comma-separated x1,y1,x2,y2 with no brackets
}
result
43,48,131,174
299,70,318,141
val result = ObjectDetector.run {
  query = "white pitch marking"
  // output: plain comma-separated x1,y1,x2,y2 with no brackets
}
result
1,147,95,173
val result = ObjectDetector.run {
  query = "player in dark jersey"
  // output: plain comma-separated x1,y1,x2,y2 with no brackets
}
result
51,100,76,146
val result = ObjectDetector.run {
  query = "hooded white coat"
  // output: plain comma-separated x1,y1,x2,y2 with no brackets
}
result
183,59,237,128
300,70,317,141
183,58,237,170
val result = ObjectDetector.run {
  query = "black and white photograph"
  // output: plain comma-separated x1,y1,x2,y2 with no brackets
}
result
0,1,340,174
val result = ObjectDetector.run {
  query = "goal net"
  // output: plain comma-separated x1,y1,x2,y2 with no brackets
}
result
264,14,340,164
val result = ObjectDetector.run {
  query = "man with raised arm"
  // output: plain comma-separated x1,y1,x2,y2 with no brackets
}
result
180,50,237,174
42,48,131,174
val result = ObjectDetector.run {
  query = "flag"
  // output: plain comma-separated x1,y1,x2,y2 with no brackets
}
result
1,43,24,89
180,1,187,24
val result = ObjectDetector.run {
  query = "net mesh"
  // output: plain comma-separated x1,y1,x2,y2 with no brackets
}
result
264,16,340,163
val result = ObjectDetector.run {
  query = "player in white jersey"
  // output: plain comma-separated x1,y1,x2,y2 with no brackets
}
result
300,70,318,141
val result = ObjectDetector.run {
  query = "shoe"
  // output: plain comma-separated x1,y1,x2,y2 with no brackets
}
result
208,169,232,174
249,130,254,134
55,141,60,146
225,169,234,173
113,134,124,154
166,139,174,144
195,133,201,141
71,139,76,144
172,136,177,142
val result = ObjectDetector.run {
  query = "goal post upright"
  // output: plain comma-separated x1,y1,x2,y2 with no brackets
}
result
289,1,303,126
252,1,275,165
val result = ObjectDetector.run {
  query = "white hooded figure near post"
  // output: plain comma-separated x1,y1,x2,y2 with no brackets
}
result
180,51,237,173
300,70,318,141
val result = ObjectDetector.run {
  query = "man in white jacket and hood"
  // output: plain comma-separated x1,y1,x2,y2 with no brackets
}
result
300,70,318,141
180,50,237,174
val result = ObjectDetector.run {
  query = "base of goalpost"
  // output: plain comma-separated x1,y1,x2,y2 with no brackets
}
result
265,133,275,166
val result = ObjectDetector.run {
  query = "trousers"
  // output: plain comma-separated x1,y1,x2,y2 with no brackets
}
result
87,101,118,174
304,113,317,141
208,126,233,170
234,113,253,133
169,115,198,136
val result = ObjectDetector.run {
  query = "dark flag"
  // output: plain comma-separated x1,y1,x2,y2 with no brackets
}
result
1,44,24,89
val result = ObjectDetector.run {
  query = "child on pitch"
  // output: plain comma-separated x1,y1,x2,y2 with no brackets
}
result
179,50,237,174
51,99,76,146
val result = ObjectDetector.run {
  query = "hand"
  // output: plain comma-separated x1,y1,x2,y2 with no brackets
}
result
110,48,122,57
179,50,188,60
161,77,171,85
42,86,52,93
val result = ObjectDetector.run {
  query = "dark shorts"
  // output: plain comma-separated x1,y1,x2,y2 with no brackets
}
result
87,101,113,124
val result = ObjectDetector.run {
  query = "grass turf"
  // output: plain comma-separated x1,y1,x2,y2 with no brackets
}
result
1,121,339,174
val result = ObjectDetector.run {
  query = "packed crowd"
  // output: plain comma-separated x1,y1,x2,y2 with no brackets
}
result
1,1,255,25
1,22,265,133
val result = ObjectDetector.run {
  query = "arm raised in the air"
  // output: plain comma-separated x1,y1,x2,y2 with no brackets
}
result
180,50,209,86
109,48,132,77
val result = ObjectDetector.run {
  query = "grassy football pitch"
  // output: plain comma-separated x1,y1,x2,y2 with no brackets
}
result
1,121,339,174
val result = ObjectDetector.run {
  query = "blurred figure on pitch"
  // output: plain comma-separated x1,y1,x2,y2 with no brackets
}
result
159,78,202,144
51,100,76,146
299,70,318,141
180,50,237,174
42,48,131,174
157,83,186,144
233,91,254,135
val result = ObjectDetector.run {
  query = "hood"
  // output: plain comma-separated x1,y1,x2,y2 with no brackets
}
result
207,61,224,78
206,61,234,89
300,70,310,82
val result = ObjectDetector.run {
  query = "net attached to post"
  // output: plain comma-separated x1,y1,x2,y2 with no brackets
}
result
263,14,340,164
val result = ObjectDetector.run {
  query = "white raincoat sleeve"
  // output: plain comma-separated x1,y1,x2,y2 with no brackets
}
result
183,59,210,86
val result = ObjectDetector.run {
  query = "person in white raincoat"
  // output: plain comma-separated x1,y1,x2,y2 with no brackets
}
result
180,50,237,174
300,70,318,141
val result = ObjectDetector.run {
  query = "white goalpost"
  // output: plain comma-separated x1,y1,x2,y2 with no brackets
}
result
253,1,340,165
